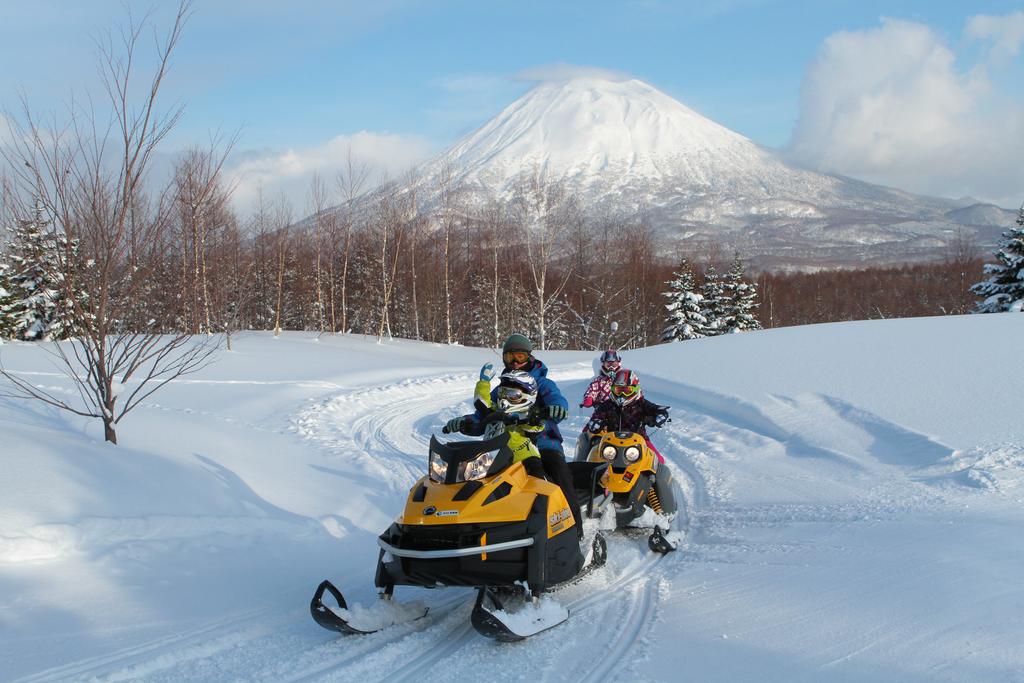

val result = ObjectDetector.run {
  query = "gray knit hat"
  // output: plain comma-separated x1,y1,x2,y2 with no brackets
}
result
502,333,533,354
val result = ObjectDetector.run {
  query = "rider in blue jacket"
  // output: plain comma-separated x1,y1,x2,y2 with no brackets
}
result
447,333,581,536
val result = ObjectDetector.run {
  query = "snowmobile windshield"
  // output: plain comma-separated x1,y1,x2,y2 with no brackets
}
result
428,432,514,484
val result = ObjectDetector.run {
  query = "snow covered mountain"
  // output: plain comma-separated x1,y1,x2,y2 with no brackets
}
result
411,78,1013,268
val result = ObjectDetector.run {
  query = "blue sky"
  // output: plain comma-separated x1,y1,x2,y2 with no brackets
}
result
1,0,1022,212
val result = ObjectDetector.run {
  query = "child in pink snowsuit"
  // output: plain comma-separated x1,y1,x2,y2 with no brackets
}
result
580,349,621,409
576,350,622,462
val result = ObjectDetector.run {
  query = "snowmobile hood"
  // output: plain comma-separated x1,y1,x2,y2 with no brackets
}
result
589,430,657,493
400,462,574,538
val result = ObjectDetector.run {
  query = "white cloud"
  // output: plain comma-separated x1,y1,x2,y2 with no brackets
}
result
226,131,435,217
966,11,1024,64
787,16,1024,207
512,63,633,84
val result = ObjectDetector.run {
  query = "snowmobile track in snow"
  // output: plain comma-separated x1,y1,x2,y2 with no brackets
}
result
574,578,660,682
12,606,276,683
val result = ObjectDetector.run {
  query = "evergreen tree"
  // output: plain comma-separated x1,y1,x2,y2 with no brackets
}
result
661,257,706,341
721,253,762,333
0,259,18,339
699,264,726,336
4,203,71,341
971,206,1024,313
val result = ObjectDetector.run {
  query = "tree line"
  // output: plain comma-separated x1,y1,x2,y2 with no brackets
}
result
0,174,1004,350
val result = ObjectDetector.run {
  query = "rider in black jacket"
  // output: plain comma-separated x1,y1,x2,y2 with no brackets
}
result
583,369,669,463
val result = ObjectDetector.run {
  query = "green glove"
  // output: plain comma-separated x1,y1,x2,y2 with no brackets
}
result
444,416,466,434
547,405,569,421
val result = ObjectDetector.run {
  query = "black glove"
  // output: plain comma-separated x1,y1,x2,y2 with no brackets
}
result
443,416,465,434
547,404,569,421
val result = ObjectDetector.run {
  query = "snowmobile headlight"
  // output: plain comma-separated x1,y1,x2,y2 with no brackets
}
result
459,450,498,481
624,446,641,462
602,445,617,461
428,451,448,483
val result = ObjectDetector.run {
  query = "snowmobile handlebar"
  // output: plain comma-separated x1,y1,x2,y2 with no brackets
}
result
647,414,671,428
441,409,529,434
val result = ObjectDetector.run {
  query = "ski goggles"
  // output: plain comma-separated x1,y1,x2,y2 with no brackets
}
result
611,384,638,398
601,360,620,371
498,387,529,404
502,351,530,364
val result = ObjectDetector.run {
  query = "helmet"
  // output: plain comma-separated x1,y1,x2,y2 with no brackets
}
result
496,371,538,414
611,368,641,405
502,333,533,354
502,334,534,368
599,348,621,377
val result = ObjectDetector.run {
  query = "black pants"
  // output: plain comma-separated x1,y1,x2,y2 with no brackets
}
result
540,447,583,537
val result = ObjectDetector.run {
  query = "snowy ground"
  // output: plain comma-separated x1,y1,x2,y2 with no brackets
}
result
1,315,1023,682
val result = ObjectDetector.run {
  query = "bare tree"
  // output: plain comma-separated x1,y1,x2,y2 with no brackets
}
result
173,141,236,333
510,169,576,350
478,199,509,348
335,147,369,334
271,197,292,336
400,172,423,340
373,190,406,341
435,164,462,345
208,214,253,350
0,1,222,444
942,227,981,314
307,173,329,333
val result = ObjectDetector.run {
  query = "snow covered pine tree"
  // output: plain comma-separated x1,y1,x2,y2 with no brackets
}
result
971,205,1024,313
721,253,762,333
699,264,726,336
662,257,707,341
3,203,71,341
0,260,18,340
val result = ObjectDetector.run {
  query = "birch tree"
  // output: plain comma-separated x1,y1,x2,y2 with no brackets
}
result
307,173,328,332
335,148,369,334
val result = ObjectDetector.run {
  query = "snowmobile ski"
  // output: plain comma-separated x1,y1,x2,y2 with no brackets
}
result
471,587,569,642
470,531,606,641
310,580,427,635
648,525,677,554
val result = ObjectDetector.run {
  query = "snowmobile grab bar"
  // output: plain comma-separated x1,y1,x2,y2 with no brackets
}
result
377,536,534,559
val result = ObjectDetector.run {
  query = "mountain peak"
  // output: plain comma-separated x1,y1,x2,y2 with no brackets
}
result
436,76,763,195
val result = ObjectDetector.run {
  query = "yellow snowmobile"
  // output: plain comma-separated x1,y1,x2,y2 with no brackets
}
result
311,371,606,641
576,430,679,553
